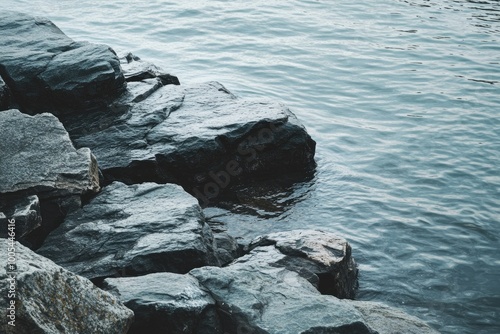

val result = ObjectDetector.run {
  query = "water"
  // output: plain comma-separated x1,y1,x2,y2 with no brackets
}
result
2,0,500,333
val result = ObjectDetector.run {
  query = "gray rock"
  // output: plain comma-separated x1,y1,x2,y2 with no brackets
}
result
0,11,125,114
0,109,99,245
353,301,440,334
207,220,240,265
120,52,180,86
104,273,222,334
37,182,220,280
0,240,133,334
190,263,374,334
246,229,358,298
64,81,316,205
0,76,11,110
0,195,41,239
0,109,99,198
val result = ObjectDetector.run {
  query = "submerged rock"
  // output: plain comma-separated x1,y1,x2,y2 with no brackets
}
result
0,240,133,334
0,109,99,245
37,182,220,280
190,264,374,334
64,81,316,205
246,229,358,298
104,273,222,334
0,11,125,114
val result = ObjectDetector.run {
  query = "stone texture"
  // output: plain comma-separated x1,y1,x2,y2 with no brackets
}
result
246,229,358,298
0,195,41,239
353,301,440,334
0,240,133,334
0,109,99,198
0,109,99,245
0,76,11,110
0,11,125,114
120,52,180,86
190,264,374,334
104,273,222,334
37,182,220,280
63,81,316,203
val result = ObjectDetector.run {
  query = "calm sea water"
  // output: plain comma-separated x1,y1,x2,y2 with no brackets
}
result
3,0,499,333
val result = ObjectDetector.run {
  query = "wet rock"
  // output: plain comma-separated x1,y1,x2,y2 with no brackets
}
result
353,301,440,334
104,273,222,334
0,240,133,334
246,229,358,298
37,182,220,281
120,52,180,86
190,263,374,334
0,110,99,198
207,220,240,265
0,76,11,110
65,81,316,204
0,109,99,245
0,195,41,240
0,11,125,114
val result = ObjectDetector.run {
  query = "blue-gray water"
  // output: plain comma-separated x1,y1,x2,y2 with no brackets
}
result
3,0,499,333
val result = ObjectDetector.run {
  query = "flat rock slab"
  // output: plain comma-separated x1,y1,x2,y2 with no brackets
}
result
246,229,358,298
0,11,125,114
0,109,99,198
190,263,374,334
0,240,133,334
37,182,220,280
104,273,222,334
65,81,316,203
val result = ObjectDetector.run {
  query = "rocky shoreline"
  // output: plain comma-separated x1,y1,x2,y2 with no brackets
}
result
0,11,439,334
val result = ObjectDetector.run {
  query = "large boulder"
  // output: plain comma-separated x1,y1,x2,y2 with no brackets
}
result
104,273,222,334
245,229,358,298
37,182,221,280
0,109,99,245
0,240,133,334
0,11,125,114
190,264,374,334
63,81,316,205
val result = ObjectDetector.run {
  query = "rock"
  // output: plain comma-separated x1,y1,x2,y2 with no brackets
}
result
0,76,11,110
0,195,42,240
104,273,222,334
246,229,358,298
0,11,125,114
0,110,99,197
0,240,133,334
207,220,240,265
63,81,316,205
0,109,99,245
37,182,221,281
190,264,374,334
120,52,180,86
353,301,440,334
